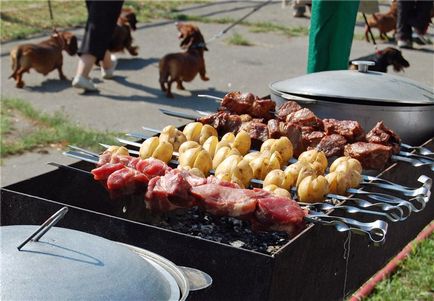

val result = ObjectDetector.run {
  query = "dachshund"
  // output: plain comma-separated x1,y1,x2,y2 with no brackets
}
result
159,22,209,98
9,30,78,88
108,8,138,56
365,0,397,43
350,47,410,73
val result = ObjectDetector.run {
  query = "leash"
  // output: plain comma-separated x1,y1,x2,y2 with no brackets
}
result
206,0,273,44
362,12,379,53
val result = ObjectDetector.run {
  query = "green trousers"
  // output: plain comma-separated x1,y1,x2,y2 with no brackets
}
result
307,0,360,73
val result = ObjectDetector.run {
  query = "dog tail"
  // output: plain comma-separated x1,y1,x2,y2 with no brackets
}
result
9,47,22,79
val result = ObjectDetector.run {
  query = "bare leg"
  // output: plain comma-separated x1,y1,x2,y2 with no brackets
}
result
101,51,114,70
75,54,96,78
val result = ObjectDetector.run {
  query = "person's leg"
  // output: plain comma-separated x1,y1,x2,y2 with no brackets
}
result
396,0,413,48
100,50,118,79
411,1,433,45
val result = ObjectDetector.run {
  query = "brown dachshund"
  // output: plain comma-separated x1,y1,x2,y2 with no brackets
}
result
159,22,209,98
9,30,77,88
108,8,138,56
365,1,397,43
350,47,410,73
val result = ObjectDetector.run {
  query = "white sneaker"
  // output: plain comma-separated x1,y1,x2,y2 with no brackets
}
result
72,75,98,91
101,54,118,79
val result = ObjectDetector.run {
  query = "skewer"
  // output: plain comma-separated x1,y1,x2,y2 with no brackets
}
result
401,143,434,156
160,109,434,170
113,136,431,198
197,94,278,115
62,148,388,243
94,143,417,219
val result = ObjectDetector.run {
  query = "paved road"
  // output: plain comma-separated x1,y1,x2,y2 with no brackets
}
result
1,1,433,186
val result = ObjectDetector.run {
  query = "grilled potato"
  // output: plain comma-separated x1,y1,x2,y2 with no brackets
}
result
284,161,317,188
215,155,242,180
194,149,213,175
159,125,187,151
179,141,200,154
243,151,261,163
199,124,218,145
298,149,328,174
263,169,293,190
179,147,201,167
325,171,350,195
271,137,294,163
221,132,236,144
150,141,173,163
249,154,280,180
331,157,362,188
297,175,329,203
202,136,219,159
263,184,291,197
231,158,254,187
330,157,363,174
260,139,276,153
139,137,160,159
212,146,241,169
232,130,251,155
183,122,203,142
106,145,129,156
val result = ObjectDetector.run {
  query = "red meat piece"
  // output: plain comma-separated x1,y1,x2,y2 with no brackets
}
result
366,121,401,154
91,162,125,181
106,167,149,191
136,158,172,179
323,119,365,142
344,142,392,170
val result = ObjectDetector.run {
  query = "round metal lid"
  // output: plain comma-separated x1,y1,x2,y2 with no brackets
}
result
270,69,434,105
1,226,180,301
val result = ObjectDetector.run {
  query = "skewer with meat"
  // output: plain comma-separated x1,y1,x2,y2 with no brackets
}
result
219,91,276,120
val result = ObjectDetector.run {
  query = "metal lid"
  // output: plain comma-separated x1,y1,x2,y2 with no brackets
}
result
270,67,434,105
1,225,181,301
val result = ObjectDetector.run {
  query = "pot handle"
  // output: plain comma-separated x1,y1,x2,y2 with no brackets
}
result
278,92,318,104
17,206,69,250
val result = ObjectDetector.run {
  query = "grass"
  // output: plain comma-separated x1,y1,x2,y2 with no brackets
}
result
226,32,253,46
0,98,120,157
363,228,434,301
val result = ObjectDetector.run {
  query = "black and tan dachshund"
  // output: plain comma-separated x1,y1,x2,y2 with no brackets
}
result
350,47,410,73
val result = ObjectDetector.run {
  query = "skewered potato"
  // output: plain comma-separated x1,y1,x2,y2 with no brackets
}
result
232,131,251,155
263,169,293,190
231,158,253,188
263,184,291,197
330,157,363,174
298,149,328,174
199,124,218,145
139,137,160,159
212,146,241,169
183,122,203,142
334,163,362,188
202,136,219,159
106,145,129,156
260,139,276,153
243,151,261,163
159,125,187,151
297,175,329,203
249,153,281,180
325,171,351,195
268,137,294,163
215,155,242,180
179,141,200,154
179,147,212,175
284,161,317,188
152,141,174,163
221,132,236,144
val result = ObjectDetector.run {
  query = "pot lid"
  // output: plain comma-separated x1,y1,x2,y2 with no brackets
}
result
270,67,434,105
1,225,181,301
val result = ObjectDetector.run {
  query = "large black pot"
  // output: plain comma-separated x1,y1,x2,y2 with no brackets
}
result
269,63,434,145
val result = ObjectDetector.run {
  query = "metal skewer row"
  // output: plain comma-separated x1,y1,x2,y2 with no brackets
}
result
66,143,426,222
62,147,388,244
197,94,434,157
120,131,431,201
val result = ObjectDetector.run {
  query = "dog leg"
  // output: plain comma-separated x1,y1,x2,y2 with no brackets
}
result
176,80,185,90
166,80,174,98
57,66,67,80
15,70,25,88
199,68,209,81
127,45,139,56
160,81,167,92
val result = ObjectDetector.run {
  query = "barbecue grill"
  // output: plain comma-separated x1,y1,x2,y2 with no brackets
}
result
1,135,433,300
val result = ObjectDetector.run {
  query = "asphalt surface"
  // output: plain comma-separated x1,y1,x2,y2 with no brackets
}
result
1,1,433,187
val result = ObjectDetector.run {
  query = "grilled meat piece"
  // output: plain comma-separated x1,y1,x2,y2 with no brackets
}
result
253,195,307,233
344,142,392,170
323,119,365,142
240,121,269,142
267,120,304,156
220,91,276,120
314,134,347,157
366,121,401,154
276,101,302,121
198,111,242,134
302,130,325,149
145,169,197,212
286,108,323,129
